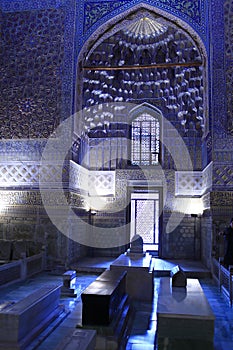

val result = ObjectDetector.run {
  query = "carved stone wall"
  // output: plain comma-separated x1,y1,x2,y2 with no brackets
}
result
0,191,89,267
211,0,233,191
224,0,233,134
0,8,65,139
79,0,207,50
161,213,200,259
200,215,212,269
78,7,207,170
0,0,231,264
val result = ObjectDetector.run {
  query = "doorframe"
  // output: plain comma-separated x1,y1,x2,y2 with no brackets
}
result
127,182,163,257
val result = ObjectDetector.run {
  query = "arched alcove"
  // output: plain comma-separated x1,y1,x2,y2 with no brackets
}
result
75,3,208,170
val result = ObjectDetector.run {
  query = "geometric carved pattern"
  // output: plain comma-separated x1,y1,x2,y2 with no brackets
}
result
0,9,64,139
82,20,205,135
213,165,233,187
70,161,115,196
226,68,233,134
0,162,67,189
210,191,233,207
224,0,233,59
84,1,128,32
69,161,89,193
0,163,40,186
0,160,215,197
83,0,203,33
0,161,115,196
88,171,115,196
135,199,155,243
176,172,202,195
175,162,212,195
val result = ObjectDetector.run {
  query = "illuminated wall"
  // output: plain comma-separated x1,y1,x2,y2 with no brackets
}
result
0,0,232,265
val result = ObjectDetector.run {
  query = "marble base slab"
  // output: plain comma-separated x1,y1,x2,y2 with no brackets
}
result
126,249,146,257
157,337,214,350
157,278,215,349
110,253,154,302
61,286,77,297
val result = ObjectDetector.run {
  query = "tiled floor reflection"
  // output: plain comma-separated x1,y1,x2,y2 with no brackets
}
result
200,278,233,350
0,264,233,349
0,272,99,350
127,278,233,350
126,278,159,350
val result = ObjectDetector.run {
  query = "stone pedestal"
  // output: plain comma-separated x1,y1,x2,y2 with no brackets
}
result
61,270,77,297
110,252,154,302
81,270,126,326
81,269,130,350
157,278,215,350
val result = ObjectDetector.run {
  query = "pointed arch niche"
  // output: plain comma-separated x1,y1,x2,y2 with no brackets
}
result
75,3,208,171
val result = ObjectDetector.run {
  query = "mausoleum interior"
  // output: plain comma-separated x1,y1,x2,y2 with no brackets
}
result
0,0,233,349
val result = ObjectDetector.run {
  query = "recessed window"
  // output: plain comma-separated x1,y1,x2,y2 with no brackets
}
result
131,113,160,165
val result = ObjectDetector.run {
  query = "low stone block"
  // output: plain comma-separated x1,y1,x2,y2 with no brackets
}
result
61,270,77,297
62,270,76,288
81,270,126,326
110,253,154,302
0,284,62,349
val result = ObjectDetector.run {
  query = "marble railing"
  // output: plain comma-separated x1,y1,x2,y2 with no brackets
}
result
211,257,233,307
175,161,213,196
0,252,45,287
0,160,212,198
0,161,68,189
0,160,115,197
69,161,115,196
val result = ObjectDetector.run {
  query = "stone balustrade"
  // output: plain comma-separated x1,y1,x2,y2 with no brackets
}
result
212,257,233,306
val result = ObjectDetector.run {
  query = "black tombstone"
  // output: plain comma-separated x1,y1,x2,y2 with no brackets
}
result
170,265,187,287
130,234,143,254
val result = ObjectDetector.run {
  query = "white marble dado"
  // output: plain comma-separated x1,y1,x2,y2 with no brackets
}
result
157,278,215,349
110,253,154,302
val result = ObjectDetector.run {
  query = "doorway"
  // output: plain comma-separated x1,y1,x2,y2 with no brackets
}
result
130,190,161,253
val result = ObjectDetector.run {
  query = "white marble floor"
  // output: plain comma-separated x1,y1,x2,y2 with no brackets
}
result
0,257,231,349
